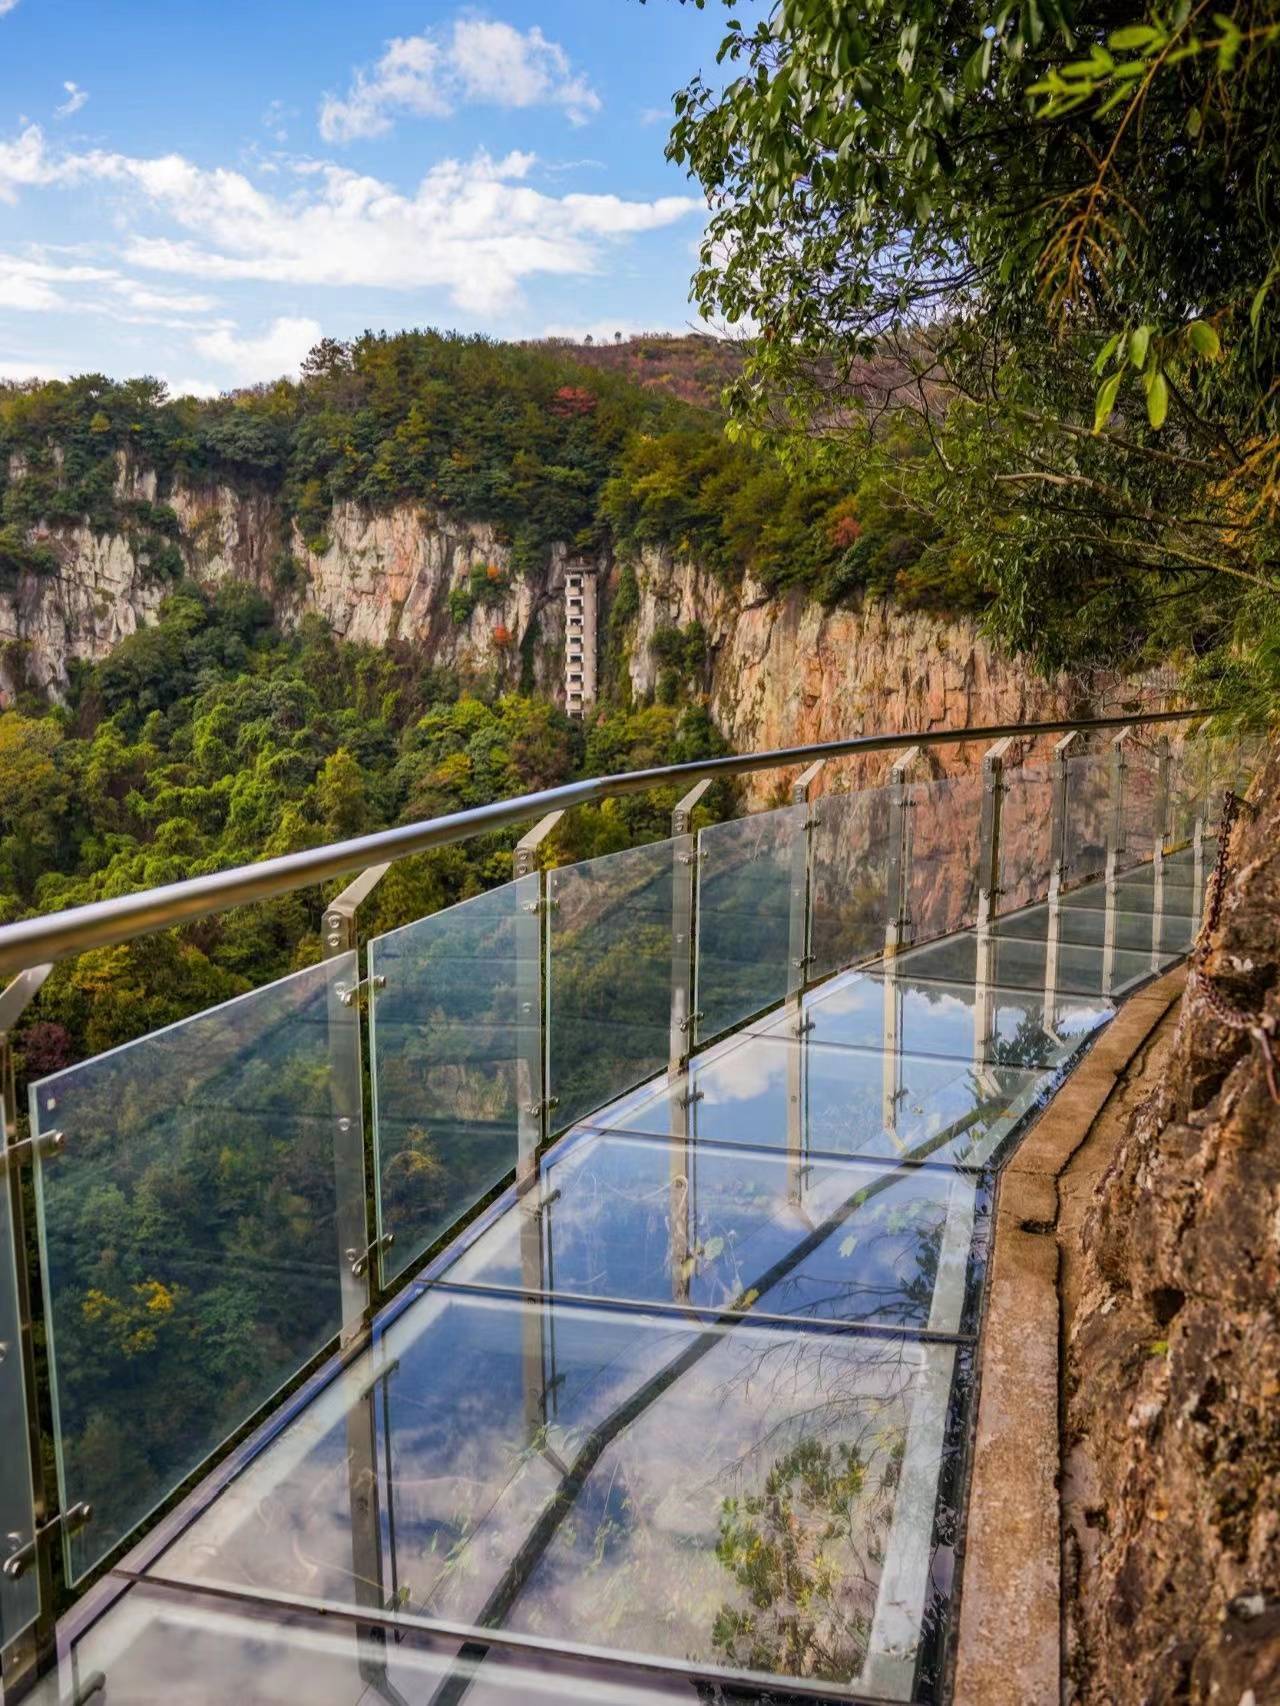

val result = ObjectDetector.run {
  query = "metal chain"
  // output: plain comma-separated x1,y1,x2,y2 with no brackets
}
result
1192,789,1280,1103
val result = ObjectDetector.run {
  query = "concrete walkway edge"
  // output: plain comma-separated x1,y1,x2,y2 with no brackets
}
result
951,965,1188,1706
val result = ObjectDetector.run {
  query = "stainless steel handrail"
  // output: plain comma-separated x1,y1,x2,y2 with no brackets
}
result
0,708,1205,976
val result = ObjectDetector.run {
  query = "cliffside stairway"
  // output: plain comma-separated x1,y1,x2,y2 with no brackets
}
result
0,717,1256,1706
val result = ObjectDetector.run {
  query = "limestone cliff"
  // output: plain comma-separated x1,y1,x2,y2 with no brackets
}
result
1062,747,1280,1704
0,464,1140,767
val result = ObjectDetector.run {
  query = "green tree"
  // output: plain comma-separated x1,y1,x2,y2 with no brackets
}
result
665,0,1280,713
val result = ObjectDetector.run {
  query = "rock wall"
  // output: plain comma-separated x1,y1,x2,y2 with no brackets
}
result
627,550,1142,795
1062,744,1280,1704
1,466,1155,771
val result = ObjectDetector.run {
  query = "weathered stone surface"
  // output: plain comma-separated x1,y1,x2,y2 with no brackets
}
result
1062,746,1280,1705
0,472,1145,767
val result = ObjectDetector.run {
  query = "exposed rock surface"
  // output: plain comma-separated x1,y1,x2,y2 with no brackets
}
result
1,467,1152,775
1062,744,1280,1705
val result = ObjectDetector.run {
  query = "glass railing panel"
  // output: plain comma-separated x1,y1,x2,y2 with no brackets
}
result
28,956,355,1583
997,765,1055,914
1115,753,1160,874
1,1157,39,1645
1062,754,1112,886
156,1288,967,1703
808,786,893,980
1167,742,1209,848
368,876,537,1286
694,805,803,1044
547,840,675,1132
907,773,983,941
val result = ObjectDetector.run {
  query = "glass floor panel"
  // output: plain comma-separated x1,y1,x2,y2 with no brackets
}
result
747,969,1114,1072
606,1034,1053,1171
1062,854,1207,916
32,1581,703,1706
153,1289,966,1702
889,930,1173,998
446,1128,986,1335
992,898,1196,956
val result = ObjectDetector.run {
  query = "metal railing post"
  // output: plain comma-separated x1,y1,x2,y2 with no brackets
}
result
1102,728,1133,998
1105,726,1133,886
1,964,58,1704
513,811,563,1172
785,761,824,1205
884,746,922,959
324,870,399,1694
1045,731,1080,1005
670,780,712,1074
975,737,1013,1063
323,865,387,1342
668,781,710,1292
788,760,825,999
1152,735,1172,862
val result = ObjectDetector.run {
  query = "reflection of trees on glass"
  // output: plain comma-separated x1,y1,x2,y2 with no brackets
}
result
1063,756,1112,884
908,776,982,940
31,961,346,1577
990,1010,1056,1072
713,1433,900,1681
548,843,674,1129
998,767,1055,913
696,807,801,1042
808,790,892,979
370,880,531,1282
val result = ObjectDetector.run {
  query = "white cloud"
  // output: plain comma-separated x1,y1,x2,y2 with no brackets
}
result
55,81,88,119
0,125,701,317
0,359,69,383
0,250,219,332
0,125,59,202
0,1,20,16
193,315,323,383
320,18,601,143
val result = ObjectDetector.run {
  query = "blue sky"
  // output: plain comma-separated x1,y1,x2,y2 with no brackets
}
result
0,0,750,393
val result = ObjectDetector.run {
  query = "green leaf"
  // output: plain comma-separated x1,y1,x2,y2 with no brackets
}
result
702,1235,725,1262
1094,369,1123,431
1109,23,1160,49
838,1234,859,1259
1128,325,1151,368
1186,104,1203,138
1251,269,1278,331
1187,318,1220,358
1145,368,1169,429
1094,331,1122,374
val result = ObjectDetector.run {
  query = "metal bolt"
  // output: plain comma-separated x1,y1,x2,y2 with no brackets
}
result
327,934,342,948
337,1118,352,1133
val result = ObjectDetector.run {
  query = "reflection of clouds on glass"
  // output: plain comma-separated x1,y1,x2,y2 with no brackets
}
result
697,1042,784,1106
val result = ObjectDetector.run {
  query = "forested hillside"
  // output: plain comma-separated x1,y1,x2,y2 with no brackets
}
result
1,580,737,1073
0,331,964,618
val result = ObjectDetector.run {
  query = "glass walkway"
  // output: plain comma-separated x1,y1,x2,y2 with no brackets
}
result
0,719,1252,1706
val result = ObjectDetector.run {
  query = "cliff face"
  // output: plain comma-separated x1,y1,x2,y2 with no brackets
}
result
1063,748,1280,1704
1,464,1120,767
627,551,1095,785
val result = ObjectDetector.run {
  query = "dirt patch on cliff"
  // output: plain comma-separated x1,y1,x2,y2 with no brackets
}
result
1061,745,1280,1705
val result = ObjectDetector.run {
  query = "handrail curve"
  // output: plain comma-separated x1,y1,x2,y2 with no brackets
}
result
0,708,1205,977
